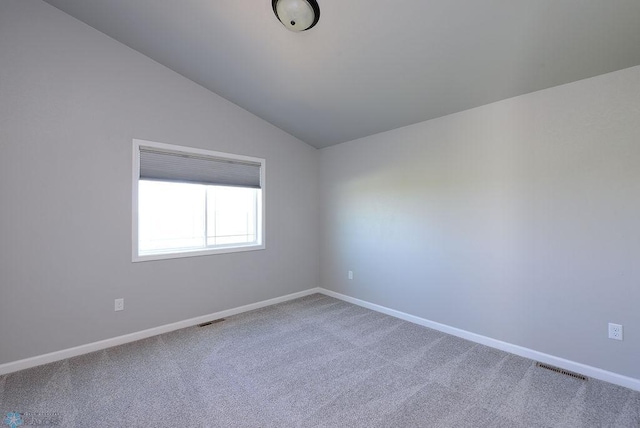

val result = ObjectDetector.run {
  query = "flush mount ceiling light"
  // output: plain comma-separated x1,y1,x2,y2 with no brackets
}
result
272,0,320,32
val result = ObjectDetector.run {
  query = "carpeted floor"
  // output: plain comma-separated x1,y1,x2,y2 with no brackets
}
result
1,294,639,427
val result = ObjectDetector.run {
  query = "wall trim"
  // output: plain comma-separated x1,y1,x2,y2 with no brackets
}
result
318,288,640,392
2,286,638,392
0,288,321,376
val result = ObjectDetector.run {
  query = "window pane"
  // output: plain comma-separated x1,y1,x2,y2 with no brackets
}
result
138,181,206,253
207,186,257,246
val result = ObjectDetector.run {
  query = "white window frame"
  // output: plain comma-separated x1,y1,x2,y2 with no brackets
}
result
132,139,265,262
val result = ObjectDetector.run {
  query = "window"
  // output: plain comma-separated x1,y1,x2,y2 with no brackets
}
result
132,139,265,261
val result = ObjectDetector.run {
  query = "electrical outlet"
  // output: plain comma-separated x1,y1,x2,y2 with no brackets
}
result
608,323,623,341
348,270,353,280
114,298,124,312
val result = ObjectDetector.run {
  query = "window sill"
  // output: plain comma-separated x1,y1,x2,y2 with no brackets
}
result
132,243,265,262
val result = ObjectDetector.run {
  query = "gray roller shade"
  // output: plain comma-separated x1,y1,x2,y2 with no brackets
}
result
139,147,262,189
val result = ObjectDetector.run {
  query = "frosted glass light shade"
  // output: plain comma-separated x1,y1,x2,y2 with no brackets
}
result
273,0,320,32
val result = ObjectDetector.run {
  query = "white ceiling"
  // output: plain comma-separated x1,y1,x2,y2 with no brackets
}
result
43,0,640,148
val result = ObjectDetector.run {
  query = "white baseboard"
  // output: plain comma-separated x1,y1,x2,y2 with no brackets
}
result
3,286,638,392
318,288,640,392
0,288,321,376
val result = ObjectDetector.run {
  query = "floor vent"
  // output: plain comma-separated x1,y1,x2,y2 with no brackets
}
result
198,318,225,327
536,362,588,381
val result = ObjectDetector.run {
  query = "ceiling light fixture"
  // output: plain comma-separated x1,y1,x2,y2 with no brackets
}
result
272,0,320,32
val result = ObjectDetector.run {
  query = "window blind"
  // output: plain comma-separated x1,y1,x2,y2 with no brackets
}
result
139,147,262,189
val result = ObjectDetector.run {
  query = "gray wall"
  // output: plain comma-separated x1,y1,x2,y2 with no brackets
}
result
1,0,638,383
0,0,319,365
320,66,640,379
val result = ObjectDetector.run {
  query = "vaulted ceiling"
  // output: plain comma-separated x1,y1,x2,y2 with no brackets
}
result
43,0,640,148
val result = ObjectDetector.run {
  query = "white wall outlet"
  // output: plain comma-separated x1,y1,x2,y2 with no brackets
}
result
608,323,623,341
348,270,353,280
114,298,124,312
